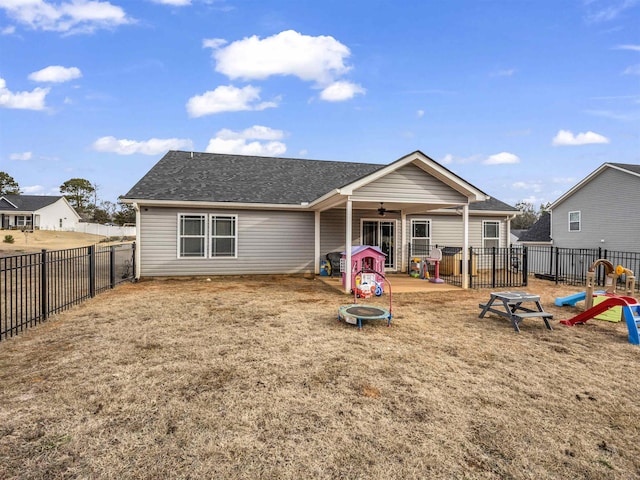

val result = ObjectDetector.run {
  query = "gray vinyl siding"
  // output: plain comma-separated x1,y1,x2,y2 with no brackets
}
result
551,168,640,252
139,207,314,276
406,214,508,249
350,164,467,204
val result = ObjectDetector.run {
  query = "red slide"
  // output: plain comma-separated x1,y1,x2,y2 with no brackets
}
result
560,296,638,326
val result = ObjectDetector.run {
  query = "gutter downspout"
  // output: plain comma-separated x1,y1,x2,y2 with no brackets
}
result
134,202,141,280
462,204,469,289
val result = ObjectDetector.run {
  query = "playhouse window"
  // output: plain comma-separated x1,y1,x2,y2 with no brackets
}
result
569,211,581,232
411,220,431,255
482,221,500,249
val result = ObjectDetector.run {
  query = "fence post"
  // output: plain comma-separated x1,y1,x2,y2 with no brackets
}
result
40,249,47,321
468,247,474,289
491,246,496,288
522,245,528,287
110,246,116,289
132,242,137,279
89,245,96,298
554,247,560,285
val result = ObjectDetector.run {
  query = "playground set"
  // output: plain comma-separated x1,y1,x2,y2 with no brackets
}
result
554,259,640,345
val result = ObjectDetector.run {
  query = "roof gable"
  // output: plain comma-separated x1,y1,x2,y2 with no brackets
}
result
0,195,62,212
550,162,640,209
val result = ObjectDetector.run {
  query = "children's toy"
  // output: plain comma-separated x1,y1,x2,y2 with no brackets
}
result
341,246,386,293
426,248,444,283
338,268,392,330
560,294,640,345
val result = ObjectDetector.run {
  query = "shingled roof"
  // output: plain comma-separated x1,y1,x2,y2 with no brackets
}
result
123,151,385,205
518,212,551,243
0,195,63,212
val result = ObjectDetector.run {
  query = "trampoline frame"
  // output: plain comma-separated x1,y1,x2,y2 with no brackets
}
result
338,268,392,329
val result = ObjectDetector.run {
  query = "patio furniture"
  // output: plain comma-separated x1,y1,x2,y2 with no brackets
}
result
479,291,553,332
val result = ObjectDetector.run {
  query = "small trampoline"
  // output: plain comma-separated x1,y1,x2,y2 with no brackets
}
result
338,268,392,330
338,304,392,329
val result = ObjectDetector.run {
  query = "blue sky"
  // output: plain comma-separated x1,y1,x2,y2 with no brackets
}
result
1,0,638,208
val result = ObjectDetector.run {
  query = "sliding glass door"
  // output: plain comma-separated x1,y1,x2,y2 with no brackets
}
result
362,220,396,270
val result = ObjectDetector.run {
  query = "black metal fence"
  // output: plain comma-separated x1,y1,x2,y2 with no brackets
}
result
1,243,135,342
408,243,640,292
408,244,528,289
527,245,640,292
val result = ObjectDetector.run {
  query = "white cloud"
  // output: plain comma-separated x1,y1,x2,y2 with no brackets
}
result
0,77,49,110
205,125,287,156
440,153,483,165
151,0,191,5
92,136,193,155
22,185,45,194
483,152,520,165
614,44,640,51
584,0,638,23
28,65,82,83
10,151,32,161
319,81,365,102
623,64,640,75
216,125,284,141
552,129,610,146
210,30,352,85
416,109,425,118
203,37,227,49
1,25,15,34
186,84,278,117
0,0,133,34
492,68,516,77
512,181,542,192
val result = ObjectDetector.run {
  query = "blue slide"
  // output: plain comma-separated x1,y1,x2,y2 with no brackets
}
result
555,292,586,307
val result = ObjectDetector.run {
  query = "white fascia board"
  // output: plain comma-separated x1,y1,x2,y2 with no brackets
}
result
0,196,18,208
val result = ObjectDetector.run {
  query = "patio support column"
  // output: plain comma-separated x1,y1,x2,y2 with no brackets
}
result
345,199,353,293
401,211,407,273
314,210,320,275
462,204,469,289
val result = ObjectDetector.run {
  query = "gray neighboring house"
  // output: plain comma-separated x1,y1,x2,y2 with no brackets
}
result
0,195,80,231
121,150,518,290
517,212,551,246
549,163,640,253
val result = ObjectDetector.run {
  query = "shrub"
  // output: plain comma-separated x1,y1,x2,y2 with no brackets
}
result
3,234,15,244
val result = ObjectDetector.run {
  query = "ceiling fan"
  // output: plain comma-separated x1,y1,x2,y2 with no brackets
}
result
377,202,387,216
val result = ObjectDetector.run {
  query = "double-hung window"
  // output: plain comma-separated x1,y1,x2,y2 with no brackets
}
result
211,215,236,257
179,214,206,257
411,219,431,256
568,211,581,232
482,221,500,249
178,213,237,258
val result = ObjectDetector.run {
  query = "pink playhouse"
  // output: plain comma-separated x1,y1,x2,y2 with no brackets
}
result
341,245,386,296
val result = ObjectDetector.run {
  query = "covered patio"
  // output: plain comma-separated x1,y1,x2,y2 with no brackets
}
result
317,272,462,294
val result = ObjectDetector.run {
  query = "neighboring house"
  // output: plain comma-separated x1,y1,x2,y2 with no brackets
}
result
517,212,551,246
121,150,518,289
0,195,81,231
549,163,640,253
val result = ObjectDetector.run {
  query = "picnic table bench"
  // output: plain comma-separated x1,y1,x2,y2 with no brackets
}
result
479,291,553,332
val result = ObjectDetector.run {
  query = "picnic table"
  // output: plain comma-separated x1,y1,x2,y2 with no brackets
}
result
479,291,553,332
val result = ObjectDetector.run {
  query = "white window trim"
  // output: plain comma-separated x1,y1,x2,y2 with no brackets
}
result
410,218,431,252
568,210,581,232
482,220,500,249
176,213,238,259
210,214,238,258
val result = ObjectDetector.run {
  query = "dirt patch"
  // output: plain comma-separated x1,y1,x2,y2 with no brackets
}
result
0,277,638,479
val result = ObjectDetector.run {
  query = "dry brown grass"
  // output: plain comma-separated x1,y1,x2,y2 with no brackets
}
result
0,276,638,479
0,230,106,256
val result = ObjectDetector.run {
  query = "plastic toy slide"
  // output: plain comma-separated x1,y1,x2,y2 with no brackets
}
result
554,292,586,307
